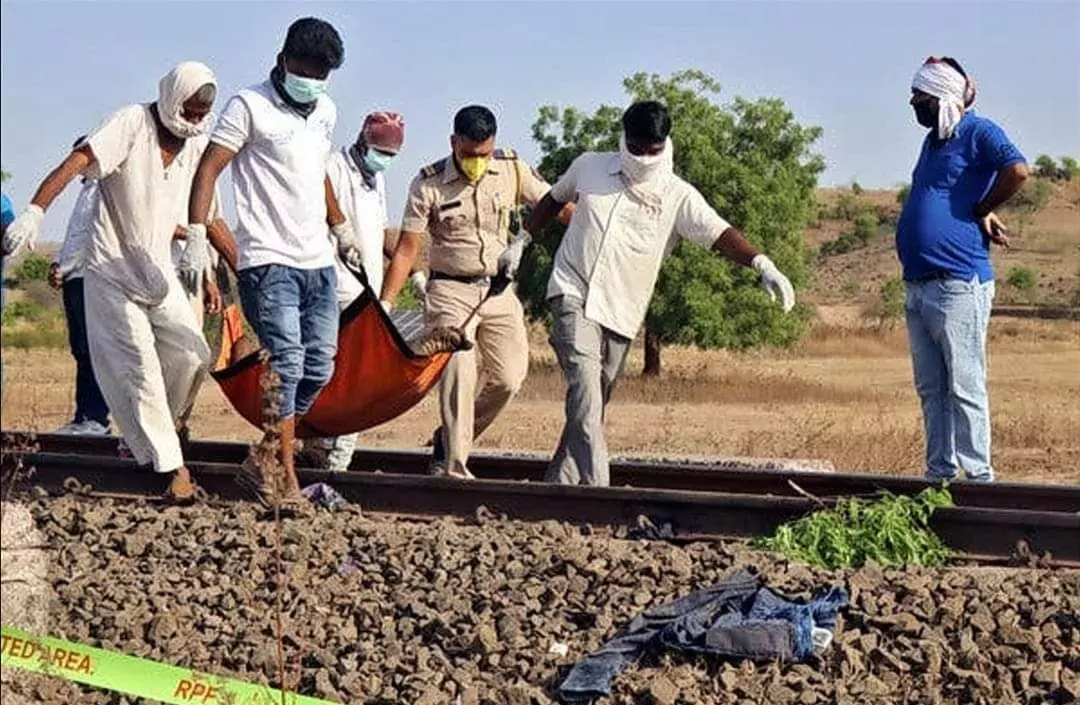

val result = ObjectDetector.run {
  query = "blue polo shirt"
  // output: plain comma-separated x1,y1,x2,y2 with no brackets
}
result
896,112,1025,282
0,193,13,230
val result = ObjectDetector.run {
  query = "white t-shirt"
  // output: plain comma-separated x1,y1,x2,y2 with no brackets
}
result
326,147,389,308
211,80,337,272
85,104,213,305
546,152,731,339
56,179,100,281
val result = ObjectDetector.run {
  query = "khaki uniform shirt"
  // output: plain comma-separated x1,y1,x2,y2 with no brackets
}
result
401,149,550,277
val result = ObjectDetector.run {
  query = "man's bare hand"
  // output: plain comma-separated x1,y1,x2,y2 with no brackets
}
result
978,212,1009,249
48,262,63,290
204,272,222,315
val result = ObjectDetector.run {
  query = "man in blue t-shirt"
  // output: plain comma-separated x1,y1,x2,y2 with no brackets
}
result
2,191,15,395
896,56,1029,483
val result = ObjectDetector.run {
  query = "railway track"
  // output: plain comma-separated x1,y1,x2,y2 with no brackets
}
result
3,431,1078,565
8,431,1080,513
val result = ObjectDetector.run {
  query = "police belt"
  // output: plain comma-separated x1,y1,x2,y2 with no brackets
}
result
430,271,491,285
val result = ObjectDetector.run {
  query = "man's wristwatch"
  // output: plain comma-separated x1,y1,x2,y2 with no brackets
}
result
973,202,990,219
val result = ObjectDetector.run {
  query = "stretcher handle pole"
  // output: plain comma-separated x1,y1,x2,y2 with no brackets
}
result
458,274,512,332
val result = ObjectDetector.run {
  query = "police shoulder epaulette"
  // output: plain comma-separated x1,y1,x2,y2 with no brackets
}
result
420,158,447,179
493,148,517,160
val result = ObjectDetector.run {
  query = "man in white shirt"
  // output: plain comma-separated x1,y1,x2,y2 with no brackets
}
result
3,62,225,502
314,110,427,472
524,101,797,487
187,17,351,507
47,148,111,436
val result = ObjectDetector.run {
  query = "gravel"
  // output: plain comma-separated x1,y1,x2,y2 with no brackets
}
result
2,493,1078,704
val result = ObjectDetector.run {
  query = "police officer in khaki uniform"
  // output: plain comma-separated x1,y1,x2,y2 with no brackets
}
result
381,105,566,478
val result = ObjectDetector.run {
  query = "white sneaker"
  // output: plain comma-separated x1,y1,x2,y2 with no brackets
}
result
55,420,111,436
55,421,85,435
77,420,111,436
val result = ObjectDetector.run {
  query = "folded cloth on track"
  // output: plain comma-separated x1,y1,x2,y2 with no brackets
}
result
557,568,848,702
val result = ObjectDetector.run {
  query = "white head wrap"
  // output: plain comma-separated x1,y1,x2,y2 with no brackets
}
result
618,134,674,215
157,61,217,139
911,59,975,140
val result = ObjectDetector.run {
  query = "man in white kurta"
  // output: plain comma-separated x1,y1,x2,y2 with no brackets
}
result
48,170,111,436
318,111,426,471
2,62,223,500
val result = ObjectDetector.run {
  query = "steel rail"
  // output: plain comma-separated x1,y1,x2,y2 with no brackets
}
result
3,451,1078,565
6,431,1079,513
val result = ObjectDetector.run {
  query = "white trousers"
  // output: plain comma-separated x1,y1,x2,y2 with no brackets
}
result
84,272,210,472
186,279,205,331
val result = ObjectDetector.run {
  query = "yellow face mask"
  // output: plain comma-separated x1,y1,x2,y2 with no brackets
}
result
458,155,490,183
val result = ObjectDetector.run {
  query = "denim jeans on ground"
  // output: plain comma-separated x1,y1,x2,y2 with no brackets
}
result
62,277,111,426
905,276,995,482
556,569,848,702
238,264,338,419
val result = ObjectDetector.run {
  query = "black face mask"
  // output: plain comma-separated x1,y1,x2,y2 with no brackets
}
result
913,101,937,130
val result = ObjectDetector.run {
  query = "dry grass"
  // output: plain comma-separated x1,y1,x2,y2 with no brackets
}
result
3,313,1077,485
808,181,1080,308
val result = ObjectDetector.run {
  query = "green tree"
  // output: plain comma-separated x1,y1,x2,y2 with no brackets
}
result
1006,266,1038,291
0,168,10,183
852,213,878,245
1059,156,1079,181
519,69,824,374
896,183,911,207
1034,154,1058,179
14,254,51,282
871,277,906,329
1005,178,1053,235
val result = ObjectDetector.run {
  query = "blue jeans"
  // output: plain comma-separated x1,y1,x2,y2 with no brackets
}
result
238,264,338,419
905,276,995,482
62,277,111,426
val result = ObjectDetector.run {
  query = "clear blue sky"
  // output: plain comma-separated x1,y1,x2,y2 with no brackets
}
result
2,0,1078,244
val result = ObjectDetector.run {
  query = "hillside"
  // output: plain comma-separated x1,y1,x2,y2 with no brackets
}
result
3,178,1077,320
805,179,1080,309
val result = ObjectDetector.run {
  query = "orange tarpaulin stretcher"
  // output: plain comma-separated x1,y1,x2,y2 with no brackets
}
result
211,286,451,439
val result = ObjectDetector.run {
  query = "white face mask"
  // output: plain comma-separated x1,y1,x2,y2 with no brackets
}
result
619,134,673,184
160,108,210,139
157,62,217,139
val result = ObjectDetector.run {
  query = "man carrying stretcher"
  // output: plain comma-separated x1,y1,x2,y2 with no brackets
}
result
188,17,352,509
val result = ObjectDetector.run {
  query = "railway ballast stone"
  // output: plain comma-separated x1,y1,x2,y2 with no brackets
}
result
0,494,1076,704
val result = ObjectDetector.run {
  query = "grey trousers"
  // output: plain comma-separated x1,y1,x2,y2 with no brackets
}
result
545,296,632,487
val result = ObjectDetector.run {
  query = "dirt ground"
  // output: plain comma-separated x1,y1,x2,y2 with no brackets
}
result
2,312,1077,485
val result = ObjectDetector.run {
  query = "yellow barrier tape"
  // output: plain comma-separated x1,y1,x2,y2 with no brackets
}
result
1,625,337,704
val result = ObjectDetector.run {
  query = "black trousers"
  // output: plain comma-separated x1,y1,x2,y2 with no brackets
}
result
62,277,110,426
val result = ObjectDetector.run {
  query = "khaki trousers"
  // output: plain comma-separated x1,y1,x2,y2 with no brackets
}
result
425,279,529,476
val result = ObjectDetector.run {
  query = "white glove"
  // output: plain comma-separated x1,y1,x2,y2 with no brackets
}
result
497,229,532,280
379,299,394,314
177,223,209,295
751,254,795,313
331,221,362,269
409,271,428,301
2,205,45,256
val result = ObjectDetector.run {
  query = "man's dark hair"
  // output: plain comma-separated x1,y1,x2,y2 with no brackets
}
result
282,17,344,72
72,135,87,150
622,101,672,144
453,105,497,142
